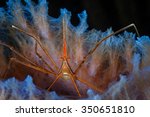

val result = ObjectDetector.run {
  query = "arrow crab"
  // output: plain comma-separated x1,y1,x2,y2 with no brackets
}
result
0,0,140,97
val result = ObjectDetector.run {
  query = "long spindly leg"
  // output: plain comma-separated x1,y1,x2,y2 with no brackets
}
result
0,42,38,66
9,58,56,75
47,73,62,91
1,58,14,79
35,42,55,73
76,76,103,93
0,42,56,76
74,23,140,74
12,25,59,71
70,75,81,97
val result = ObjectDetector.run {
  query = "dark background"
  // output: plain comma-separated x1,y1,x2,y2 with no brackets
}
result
0,0,150,36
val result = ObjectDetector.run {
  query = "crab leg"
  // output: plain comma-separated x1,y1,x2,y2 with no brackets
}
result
74,23,140,74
